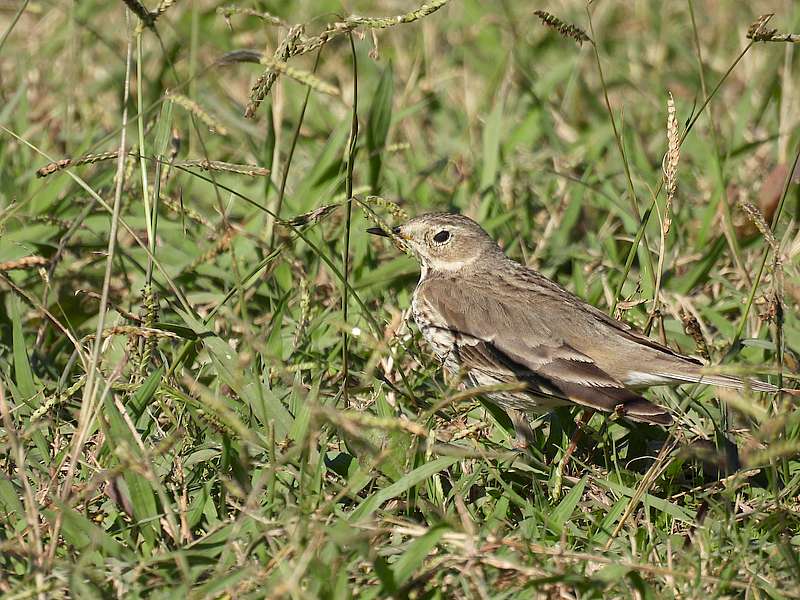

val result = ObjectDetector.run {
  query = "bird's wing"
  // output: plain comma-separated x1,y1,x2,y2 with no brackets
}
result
514,267,704,366
503,268,777,393
417,277,672,425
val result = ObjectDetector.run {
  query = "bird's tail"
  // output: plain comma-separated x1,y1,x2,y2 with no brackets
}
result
652,371,778,393
621,398,673,426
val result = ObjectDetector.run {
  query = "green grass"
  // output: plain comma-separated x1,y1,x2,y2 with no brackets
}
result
1,1,799,597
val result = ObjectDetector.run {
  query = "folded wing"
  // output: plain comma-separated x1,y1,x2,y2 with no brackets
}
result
417,277,673,426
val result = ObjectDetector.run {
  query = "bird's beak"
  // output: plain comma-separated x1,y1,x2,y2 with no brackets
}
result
367,226,401,238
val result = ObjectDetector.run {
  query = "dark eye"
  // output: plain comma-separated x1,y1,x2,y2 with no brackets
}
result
433,230,450,243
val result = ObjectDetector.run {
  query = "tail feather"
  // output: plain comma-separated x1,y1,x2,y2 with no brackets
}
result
653,371,778,393
554,381,673,426
621,398,673,426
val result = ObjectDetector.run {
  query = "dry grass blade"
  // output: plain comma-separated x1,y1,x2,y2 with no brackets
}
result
75,289,144,322
604,437,679,550
45,22,135,568
533,10,591,45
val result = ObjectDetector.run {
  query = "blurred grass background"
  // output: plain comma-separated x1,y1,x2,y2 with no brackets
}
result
1,0,799,597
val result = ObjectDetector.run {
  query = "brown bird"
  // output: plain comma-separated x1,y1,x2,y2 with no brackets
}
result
368,213,775,439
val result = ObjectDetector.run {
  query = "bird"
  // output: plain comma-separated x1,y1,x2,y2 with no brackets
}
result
367,212,776,440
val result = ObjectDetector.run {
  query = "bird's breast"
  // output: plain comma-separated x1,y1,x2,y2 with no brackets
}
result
411,288,457,366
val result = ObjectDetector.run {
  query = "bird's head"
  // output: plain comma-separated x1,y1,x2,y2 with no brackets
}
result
367,212,502,273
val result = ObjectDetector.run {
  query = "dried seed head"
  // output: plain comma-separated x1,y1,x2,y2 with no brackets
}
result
216,6,287,27
746,14,799,44
187,228,235,272
0,256,48,271
747,14,777,41
293,276,311,350
245,25,304,119
662,92,680,234
259,59,339,96
36,159,73,178
167,91,228,135
364,195,408,220
82,325,181,343
217,50,264,65
279,203,341,227
121,0,155,29
153,0,177,19
175,160,269,177
679,309,710,361
533,10,590,46
36,151,120,178
737,197,779,255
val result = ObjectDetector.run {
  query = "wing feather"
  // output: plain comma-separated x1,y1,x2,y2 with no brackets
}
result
417,277,672,425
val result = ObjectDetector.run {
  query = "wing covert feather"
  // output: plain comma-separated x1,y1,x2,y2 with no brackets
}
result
417,277,672,425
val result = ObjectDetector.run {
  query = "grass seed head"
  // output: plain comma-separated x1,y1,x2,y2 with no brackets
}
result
245,25,304,118
122,0,155,28
747,14,777,41
533,10,591,46
259,59,339,96
0,256,48,271
166,92,229,135
662,92,680,234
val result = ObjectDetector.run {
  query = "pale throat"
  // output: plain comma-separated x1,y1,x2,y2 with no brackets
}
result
419,251,480,274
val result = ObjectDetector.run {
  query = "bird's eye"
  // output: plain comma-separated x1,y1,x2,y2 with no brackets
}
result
433,230,450,244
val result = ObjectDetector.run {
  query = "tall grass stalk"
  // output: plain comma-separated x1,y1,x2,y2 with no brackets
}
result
47,18,134,567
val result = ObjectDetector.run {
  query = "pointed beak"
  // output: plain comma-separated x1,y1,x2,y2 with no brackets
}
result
367,226,401,238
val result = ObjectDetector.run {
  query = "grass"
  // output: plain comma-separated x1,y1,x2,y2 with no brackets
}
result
1,0,799,597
